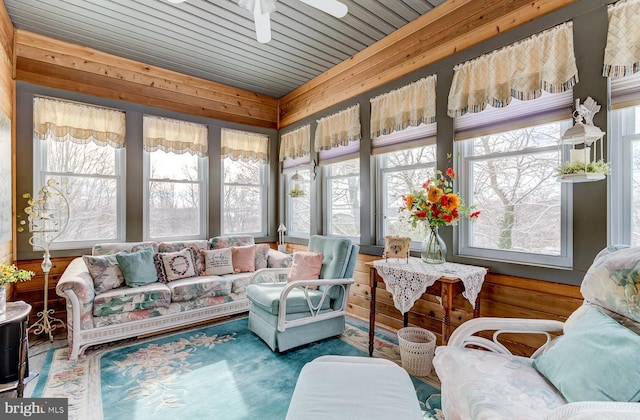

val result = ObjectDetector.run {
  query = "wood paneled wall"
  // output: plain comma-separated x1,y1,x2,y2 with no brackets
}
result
14,30,278,129
278,0,579,128
288,243,583,356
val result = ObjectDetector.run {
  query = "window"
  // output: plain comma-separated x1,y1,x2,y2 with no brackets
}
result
377,145,436,246
457,119,572,266
324,158,360,239
285,168,311,237
144,151,207,239
33,97,125,248
610,106,640,245
222,157,267,235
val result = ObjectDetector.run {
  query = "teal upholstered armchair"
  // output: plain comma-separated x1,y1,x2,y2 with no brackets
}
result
246,235,359,352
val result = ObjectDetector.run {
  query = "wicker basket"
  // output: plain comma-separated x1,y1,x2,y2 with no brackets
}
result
397,327,436,377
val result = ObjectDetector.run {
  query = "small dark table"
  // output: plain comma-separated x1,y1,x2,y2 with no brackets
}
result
0,301,32,397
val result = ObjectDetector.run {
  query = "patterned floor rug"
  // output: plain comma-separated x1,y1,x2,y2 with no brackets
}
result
33,317,442,419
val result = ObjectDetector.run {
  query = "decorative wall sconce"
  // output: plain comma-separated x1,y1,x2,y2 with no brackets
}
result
557,97,609,183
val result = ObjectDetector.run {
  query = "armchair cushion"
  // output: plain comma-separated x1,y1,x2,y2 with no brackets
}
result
246,283,331,315
533,308,640,403
287,251,323,282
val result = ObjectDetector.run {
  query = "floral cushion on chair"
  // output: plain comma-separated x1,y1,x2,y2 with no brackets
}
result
581,245,640,324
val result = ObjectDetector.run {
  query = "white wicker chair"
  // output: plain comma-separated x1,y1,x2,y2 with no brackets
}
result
433,245,640,419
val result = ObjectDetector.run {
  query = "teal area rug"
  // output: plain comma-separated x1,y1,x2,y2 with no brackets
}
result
34,318,442,419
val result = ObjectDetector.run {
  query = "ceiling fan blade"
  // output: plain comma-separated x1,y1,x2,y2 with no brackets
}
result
298,0,348,18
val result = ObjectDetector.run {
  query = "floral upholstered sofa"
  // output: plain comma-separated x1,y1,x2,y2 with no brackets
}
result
56,236,291,359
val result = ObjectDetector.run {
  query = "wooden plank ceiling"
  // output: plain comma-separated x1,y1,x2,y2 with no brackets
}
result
4,0,444,99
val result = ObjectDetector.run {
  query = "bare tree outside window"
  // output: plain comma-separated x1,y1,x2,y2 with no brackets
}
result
43,140,121,243
223,157,265,235
465,122,568,255
326,158,360,238
148,151,202,238
379,145,436,242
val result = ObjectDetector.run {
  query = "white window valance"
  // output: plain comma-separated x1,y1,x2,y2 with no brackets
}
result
448,22,578,118
221,128,269,163
279,124,310,161
370,75,436,139
143,115,208,157
314,104,361,152
603,0,640,78
33,96,126,148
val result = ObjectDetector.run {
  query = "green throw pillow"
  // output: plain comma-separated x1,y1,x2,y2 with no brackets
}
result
115,247,158,287
533,308,640,403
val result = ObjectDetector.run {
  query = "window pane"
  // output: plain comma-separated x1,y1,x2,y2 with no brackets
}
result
286,169,311,236
632,139,640,246
150,151,198,180
149,181,201,237
47,175,118,242
45,141,116,175
379,145,436,242
326,158,360,237
223,157,265,235
223,185,263,234
466,126,564,255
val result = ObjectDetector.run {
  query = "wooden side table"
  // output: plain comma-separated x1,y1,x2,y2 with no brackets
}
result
0,301,32,397
368,262,482,356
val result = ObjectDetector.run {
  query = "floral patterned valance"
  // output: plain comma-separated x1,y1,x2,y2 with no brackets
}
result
603,0,640,78
448,22,578,118
143,115,208,157
33,97,126,148
314,104,361,152
370,75,436,139
221,128,269,163
279,124,310,161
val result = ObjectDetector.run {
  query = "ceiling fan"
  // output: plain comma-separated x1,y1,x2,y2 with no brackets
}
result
166,0,348,43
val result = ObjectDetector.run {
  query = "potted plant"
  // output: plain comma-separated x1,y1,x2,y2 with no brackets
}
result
0,264,35,315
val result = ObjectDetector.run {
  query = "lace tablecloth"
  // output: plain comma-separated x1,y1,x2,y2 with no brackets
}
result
373,257,487,314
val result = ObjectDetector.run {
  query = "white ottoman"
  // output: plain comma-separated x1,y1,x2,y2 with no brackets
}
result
286,355,423,420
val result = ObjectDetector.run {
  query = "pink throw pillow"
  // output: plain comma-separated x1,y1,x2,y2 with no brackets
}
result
231,245,256,273
287,251,324,281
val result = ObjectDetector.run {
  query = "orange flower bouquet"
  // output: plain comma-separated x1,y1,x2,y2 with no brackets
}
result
400,167,479,263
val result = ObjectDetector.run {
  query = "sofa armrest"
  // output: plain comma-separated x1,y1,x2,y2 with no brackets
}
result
267,249,293,268
56,257,96,331
277,278,355,332
448,317,565,358
546,402,640,419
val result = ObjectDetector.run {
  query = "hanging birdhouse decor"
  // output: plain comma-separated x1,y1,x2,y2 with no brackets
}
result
288,170,306,197
557,97,609,183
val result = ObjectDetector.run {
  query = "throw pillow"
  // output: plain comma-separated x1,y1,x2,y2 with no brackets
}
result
533,308,640,403
83,254,124,293
287,251,323,282
157,248,197,282
115,247,158,287
231,244,256,273
255,243,270,270
201,248,234,276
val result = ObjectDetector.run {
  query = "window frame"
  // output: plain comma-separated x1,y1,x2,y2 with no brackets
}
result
221,157,268,237
609,106,639,245
455,125,573,268
33,137,126,250
284,168,311,239
142,149,209,241
375,147,436,248
322,157,360,242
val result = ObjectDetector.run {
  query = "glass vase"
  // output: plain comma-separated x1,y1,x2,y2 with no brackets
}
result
421,225,447,264
0,285,5,316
